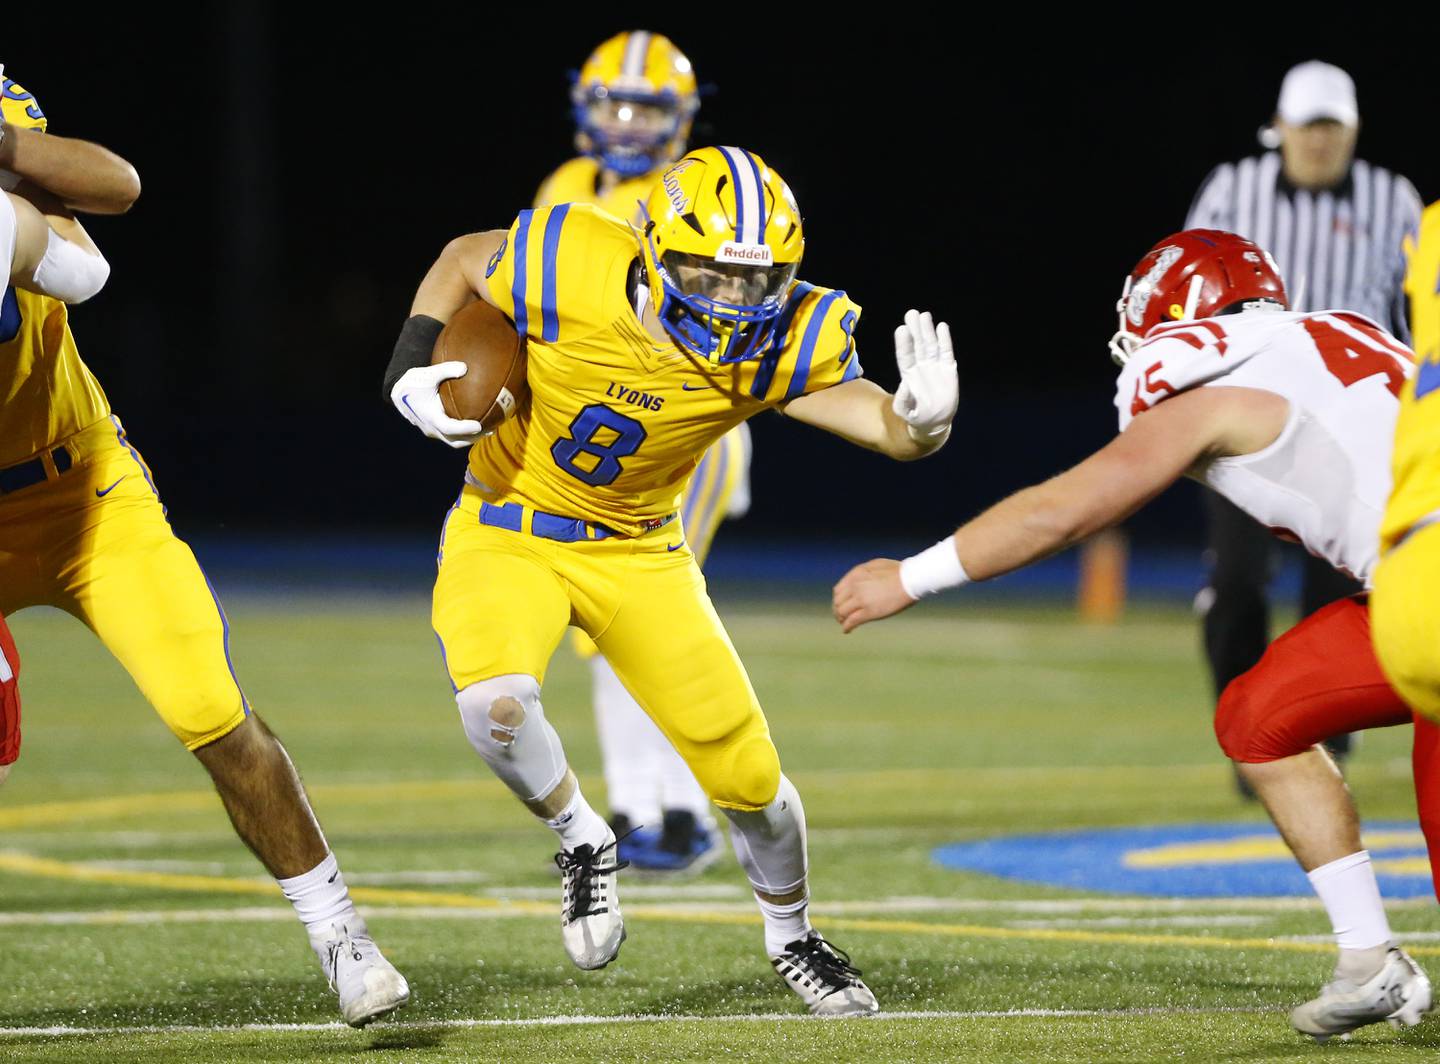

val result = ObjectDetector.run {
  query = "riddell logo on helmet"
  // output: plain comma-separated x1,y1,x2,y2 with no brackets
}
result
715,242,773,266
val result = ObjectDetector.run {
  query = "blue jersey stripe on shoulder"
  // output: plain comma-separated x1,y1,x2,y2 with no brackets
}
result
512,210,534,338
540,204,570,343
783,290,844,402
750,282,814,401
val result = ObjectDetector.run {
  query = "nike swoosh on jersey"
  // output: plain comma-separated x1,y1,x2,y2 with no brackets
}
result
667,542,685,551
681,382,704,391
95,476,126,497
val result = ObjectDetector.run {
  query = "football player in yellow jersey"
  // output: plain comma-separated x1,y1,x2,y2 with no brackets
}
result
0,72,409,1026
534,30,699,225
387,146,957,1015
1373,202,1440,726
539,30,742,872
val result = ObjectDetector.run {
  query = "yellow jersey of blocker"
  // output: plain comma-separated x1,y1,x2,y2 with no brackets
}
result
533,157,659,226
472,202,861,537
0,75,110,467
1381,199,1440,550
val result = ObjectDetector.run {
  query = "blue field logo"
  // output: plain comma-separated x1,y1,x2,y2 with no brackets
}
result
933,822,1432,898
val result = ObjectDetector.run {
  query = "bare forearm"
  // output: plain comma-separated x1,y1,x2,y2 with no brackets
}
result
781,378,947,461
409,232,503,321
0,128,140,214
954,478,1092,581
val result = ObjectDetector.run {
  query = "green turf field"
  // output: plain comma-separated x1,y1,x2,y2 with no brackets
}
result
1,592,1436,1062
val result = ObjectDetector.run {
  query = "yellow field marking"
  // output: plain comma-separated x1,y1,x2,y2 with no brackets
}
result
1125,831,1427,869
0,778,512,830
0,767,1226,832
7,850,1439,958
1375,856,1433,876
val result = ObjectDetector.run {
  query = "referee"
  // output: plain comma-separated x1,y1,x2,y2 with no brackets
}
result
1185,60,1422,791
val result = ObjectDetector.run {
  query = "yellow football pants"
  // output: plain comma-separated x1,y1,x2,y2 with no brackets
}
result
432,483,780,811
1373,520,1440,722
570,424,748,662
0,417,250,749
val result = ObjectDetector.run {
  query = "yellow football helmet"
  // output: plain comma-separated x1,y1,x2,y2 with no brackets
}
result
638,146,804,364
571,31,699,179
0,68,47,132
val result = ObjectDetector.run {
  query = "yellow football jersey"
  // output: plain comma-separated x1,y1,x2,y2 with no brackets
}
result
0,76,111,467
0,290,110,466
1381,200,1440,550
534,157,660,226
472,203,861,537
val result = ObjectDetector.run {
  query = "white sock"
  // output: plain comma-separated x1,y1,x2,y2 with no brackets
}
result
545,789,611,853
757,894,812,956
1307,850,1393,951
277,853,361,941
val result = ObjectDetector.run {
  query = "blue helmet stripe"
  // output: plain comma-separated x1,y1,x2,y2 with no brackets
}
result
540,204,570,343
783,290,843,401
718,146,747,241
742,150,766,242
512,210,534,338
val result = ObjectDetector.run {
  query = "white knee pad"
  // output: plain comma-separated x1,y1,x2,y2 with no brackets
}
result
456,674,568,803
723,774,807,895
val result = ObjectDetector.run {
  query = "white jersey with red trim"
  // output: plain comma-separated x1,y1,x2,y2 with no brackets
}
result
1115,309,1414,586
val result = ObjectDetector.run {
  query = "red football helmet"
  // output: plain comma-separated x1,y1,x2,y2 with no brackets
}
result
1109,229,1288,364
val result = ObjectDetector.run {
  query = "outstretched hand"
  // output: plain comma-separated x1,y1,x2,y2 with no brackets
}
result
892,309,958,442
832,558,916,633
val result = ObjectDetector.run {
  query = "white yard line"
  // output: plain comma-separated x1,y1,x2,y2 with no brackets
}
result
0,893,1350,929
0,1005,1272,1038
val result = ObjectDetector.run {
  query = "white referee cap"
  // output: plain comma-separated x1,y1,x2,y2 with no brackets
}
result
1277,61,1358,126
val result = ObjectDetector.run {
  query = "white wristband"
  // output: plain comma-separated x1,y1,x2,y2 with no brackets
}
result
899,537,969,600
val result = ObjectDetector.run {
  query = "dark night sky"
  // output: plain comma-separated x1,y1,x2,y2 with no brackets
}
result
4,20,1430,545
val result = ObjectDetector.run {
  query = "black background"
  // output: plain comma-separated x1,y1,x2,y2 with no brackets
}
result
6,19,1429,547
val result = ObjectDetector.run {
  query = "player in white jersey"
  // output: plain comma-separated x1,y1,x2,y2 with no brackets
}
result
833,229,1435,1040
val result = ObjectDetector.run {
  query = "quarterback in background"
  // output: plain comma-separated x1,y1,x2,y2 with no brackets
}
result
0,72,408,1026
388,146,957,1014
834,230,1434,1041
538,30,746,871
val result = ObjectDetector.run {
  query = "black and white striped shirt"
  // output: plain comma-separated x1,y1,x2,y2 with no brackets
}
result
1185,153,1422,342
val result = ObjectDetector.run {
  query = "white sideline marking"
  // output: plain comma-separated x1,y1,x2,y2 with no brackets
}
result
1281,930,1440,944
346,870,492,886
0,1005,1271,1037
0,894,1358,928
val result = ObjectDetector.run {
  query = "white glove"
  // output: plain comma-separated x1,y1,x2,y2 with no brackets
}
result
892,308,958,443
390,361,485,449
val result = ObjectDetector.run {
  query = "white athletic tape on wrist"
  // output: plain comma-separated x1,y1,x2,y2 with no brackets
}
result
899,537,969,600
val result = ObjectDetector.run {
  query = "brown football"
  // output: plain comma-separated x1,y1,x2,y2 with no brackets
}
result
431,300,529,432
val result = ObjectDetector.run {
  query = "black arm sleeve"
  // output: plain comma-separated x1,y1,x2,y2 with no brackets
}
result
382,314,445,404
